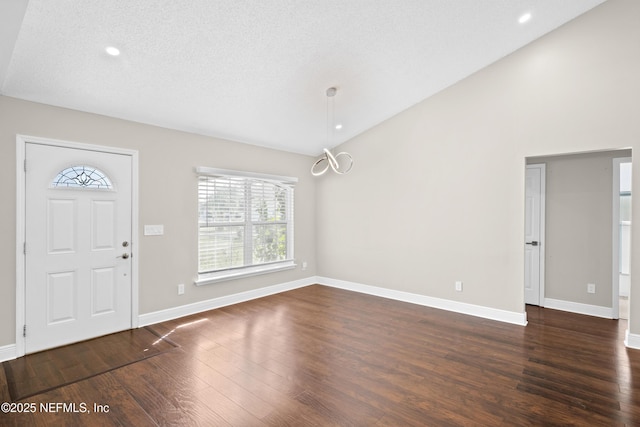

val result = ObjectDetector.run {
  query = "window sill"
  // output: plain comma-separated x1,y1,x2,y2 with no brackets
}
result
195,261,297,286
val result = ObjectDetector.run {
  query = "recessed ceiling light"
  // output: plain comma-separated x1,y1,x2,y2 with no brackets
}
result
335,123,343,130
105,46,120,56
518,13,532,24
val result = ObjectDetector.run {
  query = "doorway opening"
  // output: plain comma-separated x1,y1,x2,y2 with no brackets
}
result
525,150,631,319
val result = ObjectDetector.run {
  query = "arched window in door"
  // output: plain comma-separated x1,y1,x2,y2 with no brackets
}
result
51,165,113,189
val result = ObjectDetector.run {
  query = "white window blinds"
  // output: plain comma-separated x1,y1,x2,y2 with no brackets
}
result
197,167,296,277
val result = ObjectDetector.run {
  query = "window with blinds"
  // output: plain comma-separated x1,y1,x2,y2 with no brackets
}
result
196,167,296,283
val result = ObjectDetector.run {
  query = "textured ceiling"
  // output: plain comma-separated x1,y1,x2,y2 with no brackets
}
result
0,0,606,155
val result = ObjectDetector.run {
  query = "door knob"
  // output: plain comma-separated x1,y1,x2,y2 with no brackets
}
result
118,253,130,259
122,241,129,247
525,241,539,246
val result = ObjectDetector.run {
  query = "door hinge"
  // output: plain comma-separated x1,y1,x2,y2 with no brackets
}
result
24,159,27,172
23,242,26,255
23,325,26,337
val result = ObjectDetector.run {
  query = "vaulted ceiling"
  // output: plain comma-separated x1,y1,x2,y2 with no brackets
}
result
0,0,606,155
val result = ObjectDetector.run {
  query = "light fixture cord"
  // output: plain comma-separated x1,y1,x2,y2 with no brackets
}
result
326,87,337,149
311,87,352,177
326,91,331,148
331,93,335,145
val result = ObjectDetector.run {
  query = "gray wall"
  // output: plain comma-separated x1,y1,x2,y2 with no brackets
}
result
530,150,631,308
316,0,640,334
0,97,317,347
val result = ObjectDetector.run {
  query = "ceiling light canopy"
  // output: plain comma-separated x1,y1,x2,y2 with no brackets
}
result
311,87,353,177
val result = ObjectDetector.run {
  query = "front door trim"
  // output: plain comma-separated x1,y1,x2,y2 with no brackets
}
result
16,134,139,357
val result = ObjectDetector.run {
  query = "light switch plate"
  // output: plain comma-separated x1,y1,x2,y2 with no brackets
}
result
144,225,164,236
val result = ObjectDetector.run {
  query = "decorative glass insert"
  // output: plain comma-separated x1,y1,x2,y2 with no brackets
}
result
52,165,113,189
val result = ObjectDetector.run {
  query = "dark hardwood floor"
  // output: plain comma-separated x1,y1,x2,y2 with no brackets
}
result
3,327,176,402
1,284,639,426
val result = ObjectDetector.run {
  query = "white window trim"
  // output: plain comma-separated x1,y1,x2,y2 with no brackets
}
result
195,166,297,285
195,260,297,286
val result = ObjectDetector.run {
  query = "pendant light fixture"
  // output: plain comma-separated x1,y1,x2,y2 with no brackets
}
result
311,87,353,177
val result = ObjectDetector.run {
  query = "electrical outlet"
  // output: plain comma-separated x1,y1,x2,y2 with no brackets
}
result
302,261,308,271
178,283,185,295
455,281,463,292
587,283,596,294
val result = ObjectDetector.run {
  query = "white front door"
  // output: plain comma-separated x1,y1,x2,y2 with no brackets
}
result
524,164,545,306
25,142,133,353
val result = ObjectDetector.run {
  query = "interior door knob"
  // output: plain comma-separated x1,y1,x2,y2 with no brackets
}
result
118,253,130,259
525,241,539,246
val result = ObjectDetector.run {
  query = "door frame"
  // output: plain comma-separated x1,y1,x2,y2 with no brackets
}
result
525,163,546,307
612,156,632,320
15,134,139,357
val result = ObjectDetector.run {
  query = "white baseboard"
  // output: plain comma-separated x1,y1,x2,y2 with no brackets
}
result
543,298,612,319
140,275,528,329
138,277,315,327
316,276,528,326
8,277,636,359
0,343,17,363
625,330,640,350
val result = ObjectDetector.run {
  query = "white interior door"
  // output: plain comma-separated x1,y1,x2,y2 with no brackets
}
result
25,142,132,353
525,164,545,306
